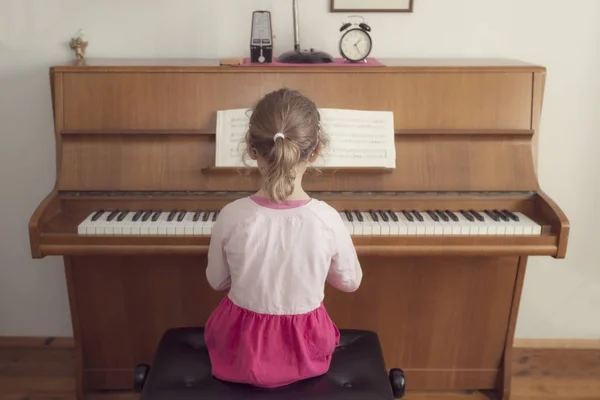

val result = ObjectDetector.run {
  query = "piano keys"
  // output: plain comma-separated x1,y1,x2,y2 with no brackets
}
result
76,208,542,236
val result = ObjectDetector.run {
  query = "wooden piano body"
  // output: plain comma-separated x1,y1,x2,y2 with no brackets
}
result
30,58,569,399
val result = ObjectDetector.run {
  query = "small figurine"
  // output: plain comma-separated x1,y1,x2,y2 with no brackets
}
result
69,30,88,60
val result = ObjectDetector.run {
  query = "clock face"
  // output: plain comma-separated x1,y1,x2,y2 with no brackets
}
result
340,29,372,62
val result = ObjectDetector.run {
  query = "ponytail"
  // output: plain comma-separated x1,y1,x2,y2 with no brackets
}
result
263,137,301,203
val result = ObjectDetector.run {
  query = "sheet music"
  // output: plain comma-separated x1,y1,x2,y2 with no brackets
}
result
315,108,395,168
215,109,257,167
215,108,395,168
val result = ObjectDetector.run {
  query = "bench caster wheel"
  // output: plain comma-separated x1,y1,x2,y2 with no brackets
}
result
134,363,150,392
389,368,405,398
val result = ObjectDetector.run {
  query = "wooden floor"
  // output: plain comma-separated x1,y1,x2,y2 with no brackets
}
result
1,343,599,400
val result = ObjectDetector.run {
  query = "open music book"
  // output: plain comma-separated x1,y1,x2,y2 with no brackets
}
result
215,108,396,168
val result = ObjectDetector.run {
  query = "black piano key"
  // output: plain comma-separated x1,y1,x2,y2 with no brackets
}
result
411,210,424,222
387,210,398,222
426,210,439,222
107,210,119,221
378,210,389,222
436,210,449,222
142,211,152,222
344,211,354,222
177,210,186,221
167,210,177,221
132,211,143,222
151,211,161,222
369,210,379,222
502,209,520,221
117,210,129,221
484,210,500,221
91,210,104,221
460,210,474,222
444,210,459,222
469,210,485,222
212,212,219,221
494,210,509,221
402,210,414,222
354,210,364,222
202,212,211,221
193,211,202,221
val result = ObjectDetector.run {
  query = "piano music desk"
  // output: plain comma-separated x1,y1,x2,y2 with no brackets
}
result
29,58,569,400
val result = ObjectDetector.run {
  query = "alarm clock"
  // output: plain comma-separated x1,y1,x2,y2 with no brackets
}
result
339,16,372,63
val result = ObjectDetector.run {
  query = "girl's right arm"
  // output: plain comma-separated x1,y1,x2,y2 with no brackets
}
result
326,218,363,292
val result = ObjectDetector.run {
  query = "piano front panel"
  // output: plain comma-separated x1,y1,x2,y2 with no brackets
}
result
60,71,533,131
57,130,538,193
69,253,520,391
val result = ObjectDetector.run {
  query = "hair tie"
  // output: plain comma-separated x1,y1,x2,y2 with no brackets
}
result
273,132,285,141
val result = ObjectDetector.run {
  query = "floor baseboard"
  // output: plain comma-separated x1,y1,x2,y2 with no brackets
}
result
513,338,600,349
0,336,74,348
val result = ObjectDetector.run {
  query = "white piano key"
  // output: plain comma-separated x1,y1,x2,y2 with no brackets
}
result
183,212,198,235
419,213,436,236
514,212,541,235
193,212,207,235
384,212,401,235
77,212,95,235
396,212,417,235
174,212,190,235
95,213,114,235
349,212,364,236
470,212,490,236
120,212,136,235
480,213,498,235
435,212,454,236
202,212,215,235
444,212,463,235
424,212,443,235
139,212,156,235
129,211,148,235
148,212,166,235
373,211,391,235
340,212,354,235
364,212,381,235
357,212,372,235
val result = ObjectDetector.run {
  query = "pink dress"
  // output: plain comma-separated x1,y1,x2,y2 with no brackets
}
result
204,195,362,388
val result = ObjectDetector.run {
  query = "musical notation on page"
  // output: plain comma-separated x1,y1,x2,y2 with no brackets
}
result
315,108,395,168
215,108,395,168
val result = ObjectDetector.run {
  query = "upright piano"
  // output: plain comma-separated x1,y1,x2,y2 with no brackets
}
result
29,58,569,399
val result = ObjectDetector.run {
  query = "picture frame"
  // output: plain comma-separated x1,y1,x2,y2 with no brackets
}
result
330,0,413,12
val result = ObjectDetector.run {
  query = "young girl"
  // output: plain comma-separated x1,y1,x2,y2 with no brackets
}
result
204,88,363,388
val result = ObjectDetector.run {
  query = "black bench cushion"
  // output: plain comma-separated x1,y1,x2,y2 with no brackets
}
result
140,327,394,400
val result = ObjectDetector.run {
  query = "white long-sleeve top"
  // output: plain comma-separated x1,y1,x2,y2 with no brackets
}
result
206,196,363,315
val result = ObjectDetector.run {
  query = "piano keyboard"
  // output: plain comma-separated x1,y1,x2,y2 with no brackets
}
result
77,209,542,236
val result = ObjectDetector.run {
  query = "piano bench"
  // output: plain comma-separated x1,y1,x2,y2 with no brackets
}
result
133,327,406,400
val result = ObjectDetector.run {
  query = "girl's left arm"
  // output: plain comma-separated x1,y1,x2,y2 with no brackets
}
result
206,215,231,291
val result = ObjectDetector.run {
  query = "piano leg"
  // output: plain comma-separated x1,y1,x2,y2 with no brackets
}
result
498,256,528,400
62,254,528,399
64,257,86,400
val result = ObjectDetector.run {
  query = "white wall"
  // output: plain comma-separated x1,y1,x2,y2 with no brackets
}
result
1,0,598,338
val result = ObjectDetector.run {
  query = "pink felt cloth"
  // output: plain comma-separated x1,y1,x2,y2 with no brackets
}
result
239,57,384,67
205,296,340,388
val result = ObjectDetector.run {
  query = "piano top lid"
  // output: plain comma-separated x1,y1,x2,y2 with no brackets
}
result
49,57,546,73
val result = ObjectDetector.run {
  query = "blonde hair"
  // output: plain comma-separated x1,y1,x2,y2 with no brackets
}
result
245,88,325,203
